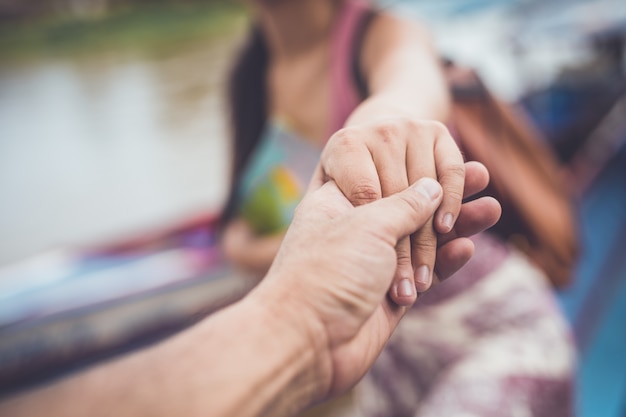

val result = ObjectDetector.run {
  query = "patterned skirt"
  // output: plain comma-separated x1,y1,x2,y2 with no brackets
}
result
356,233,576,417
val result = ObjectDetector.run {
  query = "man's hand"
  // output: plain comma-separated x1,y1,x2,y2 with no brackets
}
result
0,173,498,417
248,156,499,406
253,177,444,402
251,161,500,406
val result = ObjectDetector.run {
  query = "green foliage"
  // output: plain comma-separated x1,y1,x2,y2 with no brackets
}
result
0,1,248,61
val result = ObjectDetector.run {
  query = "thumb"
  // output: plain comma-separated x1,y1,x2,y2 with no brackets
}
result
357,177,443,242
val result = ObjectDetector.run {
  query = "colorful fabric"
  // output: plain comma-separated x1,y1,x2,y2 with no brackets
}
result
357,234,576,417
237,120,321,235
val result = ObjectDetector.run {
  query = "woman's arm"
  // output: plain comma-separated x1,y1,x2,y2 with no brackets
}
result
322,13,466,306
349,13,450,123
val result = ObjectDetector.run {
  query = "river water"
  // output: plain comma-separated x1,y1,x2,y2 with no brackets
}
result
0,35,242,265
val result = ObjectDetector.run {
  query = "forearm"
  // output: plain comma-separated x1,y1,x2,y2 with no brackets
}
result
346,14,450,127
346,86,449,127
1,297,322,417
203,295,325,417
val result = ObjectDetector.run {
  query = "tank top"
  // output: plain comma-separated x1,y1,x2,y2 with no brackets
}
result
236,0,372,235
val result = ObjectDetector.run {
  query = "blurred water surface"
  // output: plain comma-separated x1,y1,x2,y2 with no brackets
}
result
0,33,243,265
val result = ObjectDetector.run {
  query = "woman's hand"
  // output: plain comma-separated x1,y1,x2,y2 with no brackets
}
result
320,117,468,306
222,219,284,276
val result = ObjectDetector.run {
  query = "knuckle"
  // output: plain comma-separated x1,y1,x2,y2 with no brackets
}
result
442,162,466,180
349,182,381,206
395,244,412,265
404,117,423,132
374,122,400,144
429,120,449,136
412,235,438,254
329,128,358,149
439,164,466,197
323,128,362,167
444,187,465,204
396,192,428,222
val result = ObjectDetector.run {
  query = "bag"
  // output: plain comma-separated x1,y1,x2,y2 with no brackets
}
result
349,8,579,287
445,63,580,287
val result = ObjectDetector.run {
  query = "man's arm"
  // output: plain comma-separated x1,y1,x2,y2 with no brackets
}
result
0,296,323,417
1,167,499,417
0,177,451,417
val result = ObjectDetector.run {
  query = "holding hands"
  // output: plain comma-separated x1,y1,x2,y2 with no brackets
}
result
249,150,500,408
320,116,500,306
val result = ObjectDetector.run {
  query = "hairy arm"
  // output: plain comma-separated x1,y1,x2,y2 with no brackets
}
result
1,177,451,417
0,297,321,417
0,172,497,417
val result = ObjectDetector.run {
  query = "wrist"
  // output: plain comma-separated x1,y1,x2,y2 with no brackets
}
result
345,94,449,128
245,278,333,412
345,96,418,126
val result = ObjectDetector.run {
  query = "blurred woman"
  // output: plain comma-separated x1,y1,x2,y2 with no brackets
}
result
221,0,471,306
220,0,577,416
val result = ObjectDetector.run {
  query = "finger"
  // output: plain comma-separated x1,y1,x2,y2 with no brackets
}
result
300,180,355,221
434,237,475,281
406,132,437,293
431,196,499,284
409,223,436,292
321,131,382,206
366,130,415,306
359,177,442,243
390,238,416,307
432,160,497,253
433,124,466,234
463,161,490,199
438,196,501,246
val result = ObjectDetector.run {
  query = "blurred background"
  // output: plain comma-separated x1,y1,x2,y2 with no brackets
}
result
0,0,244,265
0,0,625,416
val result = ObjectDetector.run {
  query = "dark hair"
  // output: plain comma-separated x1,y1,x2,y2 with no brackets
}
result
219,8,377,229
220,26,269,227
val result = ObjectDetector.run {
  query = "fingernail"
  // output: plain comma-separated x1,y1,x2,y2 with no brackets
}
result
397,278,414,298
442,213,454,231
415,265,430,286
414,178,441,201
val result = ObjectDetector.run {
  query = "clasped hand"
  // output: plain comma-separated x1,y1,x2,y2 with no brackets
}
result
249,117,500,407
321,117,497,305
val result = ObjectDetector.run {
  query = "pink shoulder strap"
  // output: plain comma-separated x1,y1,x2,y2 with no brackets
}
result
328,0,370,138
